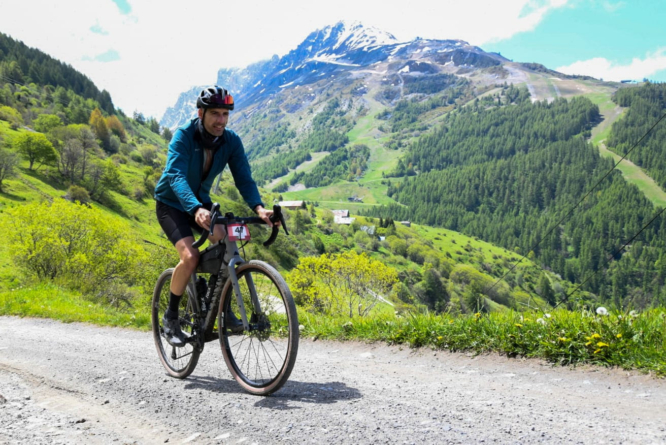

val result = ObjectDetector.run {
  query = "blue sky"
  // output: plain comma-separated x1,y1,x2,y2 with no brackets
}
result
485,1,666,82
0,0,663,118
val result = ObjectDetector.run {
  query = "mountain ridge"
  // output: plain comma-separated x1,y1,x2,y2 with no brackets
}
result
160,21,506,129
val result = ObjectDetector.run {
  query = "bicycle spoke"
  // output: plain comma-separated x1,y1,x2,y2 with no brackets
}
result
219,262,298,394
152,269,200,379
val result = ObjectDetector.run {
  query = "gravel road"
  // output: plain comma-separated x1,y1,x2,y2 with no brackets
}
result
1,316,665,444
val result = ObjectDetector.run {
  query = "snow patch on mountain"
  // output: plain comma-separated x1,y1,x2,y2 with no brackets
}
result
308,55,361,67
330,20,399,51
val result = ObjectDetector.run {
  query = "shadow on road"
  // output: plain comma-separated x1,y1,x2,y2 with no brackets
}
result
183,375,247,395
255,380,362,410
182,376,361,410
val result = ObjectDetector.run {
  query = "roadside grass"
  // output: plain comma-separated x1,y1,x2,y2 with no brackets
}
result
3,283,664,376
298,308,666,376
0,283,150,329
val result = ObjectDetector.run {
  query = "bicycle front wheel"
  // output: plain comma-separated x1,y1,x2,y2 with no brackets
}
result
152,268,201,379
218,260,299,395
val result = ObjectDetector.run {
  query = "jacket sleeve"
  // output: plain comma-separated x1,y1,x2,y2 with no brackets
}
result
228,136,264,211
165,130,201,215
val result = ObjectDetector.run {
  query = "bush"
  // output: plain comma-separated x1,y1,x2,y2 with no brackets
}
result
65,185,90,204
111,154,128,164
139,146,157,165
289,251,398,317
0,105,23,125
129,151,143,163
33,114,63,133
108,134,121,154
132,187,145,201
1,200,149,295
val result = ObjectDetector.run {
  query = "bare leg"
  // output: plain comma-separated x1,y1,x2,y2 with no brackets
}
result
170,224,226,295
170,237,199,296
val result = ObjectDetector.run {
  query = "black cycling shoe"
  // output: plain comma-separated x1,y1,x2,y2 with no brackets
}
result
225,311,244,334
162,315,189,347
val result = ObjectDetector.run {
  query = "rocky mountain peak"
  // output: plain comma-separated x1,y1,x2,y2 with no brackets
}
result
160,21,503,129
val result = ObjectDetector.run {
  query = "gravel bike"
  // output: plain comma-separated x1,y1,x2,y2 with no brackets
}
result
151,204,299,395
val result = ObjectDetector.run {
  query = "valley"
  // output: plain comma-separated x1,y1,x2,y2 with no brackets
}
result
3,20,666,323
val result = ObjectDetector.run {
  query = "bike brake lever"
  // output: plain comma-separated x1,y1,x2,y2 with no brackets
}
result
275,205,289,236
192,203,220,249
262,205,288,247
208,203,221,236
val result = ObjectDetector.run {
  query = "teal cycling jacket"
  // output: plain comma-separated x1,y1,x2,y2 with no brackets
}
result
154,118,263,215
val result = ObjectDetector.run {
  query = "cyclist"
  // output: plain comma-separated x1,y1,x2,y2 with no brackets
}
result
154,86,274,347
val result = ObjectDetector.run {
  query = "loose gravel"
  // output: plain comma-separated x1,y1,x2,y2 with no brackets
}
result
1,316,665,444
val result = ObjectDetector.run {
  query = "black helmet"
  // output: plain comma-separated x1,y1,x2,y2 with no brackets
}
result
197,86,234,110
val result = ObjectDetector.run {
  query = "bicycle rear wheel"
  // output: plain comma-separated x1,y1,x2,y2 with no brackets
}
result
152,268,201,379
218,260,299,395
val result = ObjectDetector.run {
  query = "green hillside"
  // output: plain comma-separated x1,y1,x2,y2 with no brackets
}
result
0,32,114,113
4,30,666,330
234,57,666,310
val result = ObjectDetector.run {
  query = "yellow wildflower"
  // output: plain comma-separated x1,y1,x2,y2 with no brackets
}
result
591,333,601,339
515,324,523,328
558,337,569,342
437,336,443,341
594,349,602,354
597,342,609,348
585,341,592,346
616,334,622,339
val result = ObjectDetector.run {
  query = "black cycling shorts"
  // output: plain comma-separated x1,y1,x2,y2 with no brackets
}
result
156,201,212,245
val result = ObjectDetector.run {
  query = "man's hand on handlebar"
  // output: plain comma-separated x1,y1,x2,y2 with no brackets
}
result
254,205,279,228
195,207,212,231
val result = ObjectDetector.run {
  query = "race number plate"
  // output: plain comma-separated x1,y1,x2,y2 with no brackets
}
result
228,224,251,241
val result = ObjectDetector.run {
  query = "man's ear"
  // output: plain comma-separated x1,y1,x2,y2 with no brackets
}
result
197,108,204,119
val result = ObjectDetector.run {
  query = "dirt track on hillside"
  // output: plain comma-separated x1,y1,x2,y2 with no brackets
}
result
1,316,665,444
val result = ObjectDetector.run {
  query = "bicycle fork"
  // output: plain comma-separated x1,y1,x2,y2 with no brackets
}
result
226,255,262,331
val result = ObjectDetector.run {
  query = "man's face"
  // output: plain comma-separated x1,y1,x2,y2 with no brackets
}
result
199,108,230,137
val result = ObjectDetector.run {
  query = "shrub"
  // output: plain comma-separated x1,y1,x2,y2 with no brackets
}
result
289,251,398,317
1,200,149,295
65,185,90,204
139,146,157,165
0,105,23,125
132,187,145,201
33,114,63,133
129,151,143,163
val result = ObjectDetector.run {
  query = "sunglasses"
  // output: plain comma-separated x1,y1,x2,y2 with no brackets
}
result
209,92,234,106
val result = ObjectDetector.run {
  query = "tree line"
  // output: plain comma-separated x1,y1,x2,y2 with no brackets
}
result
0,75,170,204
289,144,370,188
0,32,114,113
365,96,666,309
607,82,666,188
252,97,352,186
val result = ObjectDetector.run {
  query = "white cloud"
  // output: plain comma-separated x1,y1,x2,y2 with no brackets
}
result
556,49,666,81
0,0,570,119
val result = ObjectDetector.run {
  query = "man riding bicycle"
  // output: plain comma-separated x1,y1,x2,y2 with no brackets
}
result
154,86,274,347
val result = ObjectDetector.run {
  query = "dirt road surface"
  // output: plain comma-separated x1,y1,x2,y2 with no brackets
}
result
1,316,665,444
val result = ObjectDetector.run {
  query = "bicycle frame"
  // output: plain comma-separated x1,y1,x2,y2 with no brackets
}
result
185,204,288,351
190,234,257,347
